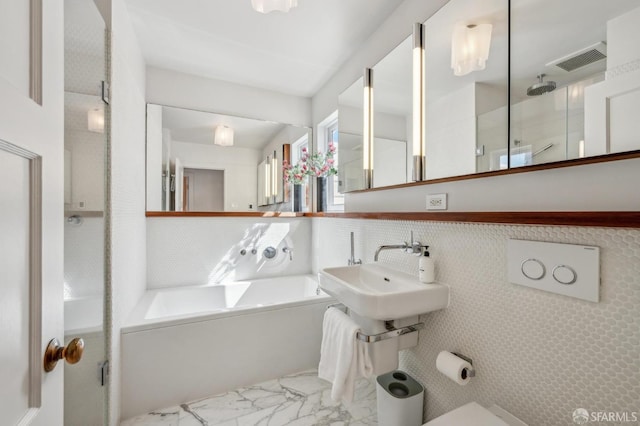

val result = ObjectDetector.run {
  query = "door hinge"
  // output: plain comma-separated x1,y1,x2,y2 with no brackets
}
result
101,81,110,105
98,360,109,386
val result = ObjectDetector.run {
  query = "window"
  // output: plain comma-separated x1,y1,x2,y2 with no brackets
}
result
317,111,344,211
291,133,310,211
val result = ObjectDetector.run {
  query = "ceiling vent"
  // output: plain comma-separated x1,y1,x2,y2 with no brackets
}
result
546,42,607,72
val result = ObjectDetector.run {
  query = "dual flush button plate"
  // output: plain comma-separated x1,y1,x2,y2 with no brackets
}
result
507,239,600,302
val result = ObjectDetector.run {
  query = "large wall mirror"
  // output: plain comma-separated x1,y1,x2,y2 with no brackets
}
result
425,0,508,179
339,0,640,194
337,32,412,193
372,35,411,187
146,104,311,212
337,77,365,193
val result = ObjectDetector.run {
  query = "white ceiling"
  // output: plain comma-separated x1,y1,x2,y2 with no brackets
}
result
161,105,287,149
125,0,639,116
124,0,404,97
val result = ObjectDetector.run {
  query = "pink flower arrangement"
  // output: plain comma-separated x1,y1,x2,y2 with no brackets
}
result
284,142,338,184
283,158,307,185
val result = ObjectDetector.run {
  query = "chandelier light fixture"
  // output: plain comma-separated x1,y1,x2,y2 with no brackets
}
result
251,0,298,14
214,125,234,147
451,23,493,76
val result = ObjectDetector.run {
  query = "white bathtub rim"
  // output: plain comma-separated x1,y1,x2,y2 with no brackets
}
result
123,275,332,334
64,295,104,335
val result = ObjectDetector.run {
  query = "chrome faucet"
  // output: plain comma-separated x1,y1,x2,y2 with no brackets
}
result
374,231,426,261
348,232,362,265
282,246,293,261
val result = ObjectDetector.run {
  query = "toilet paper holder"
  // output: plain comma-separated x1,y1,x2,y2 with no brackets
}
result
451,352,476,378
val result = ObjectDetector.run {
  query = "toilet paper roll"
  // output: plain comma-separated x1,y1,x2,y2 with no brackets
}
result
436,351,473,385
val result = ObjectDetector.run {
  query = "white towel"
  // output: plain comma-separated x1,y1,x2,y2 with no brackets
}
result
318,307,373,403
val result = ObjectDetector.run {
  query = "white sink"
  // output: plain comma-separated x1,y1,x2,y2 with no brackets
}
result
318,263,449,320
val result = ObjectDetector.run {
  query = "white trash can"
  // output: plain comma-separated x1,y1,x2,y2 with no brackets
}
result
376,370,424,426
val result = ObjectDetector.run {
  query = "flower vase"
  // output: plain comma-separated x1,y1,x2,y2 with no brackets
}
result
293,184,303,212
316,177,327,212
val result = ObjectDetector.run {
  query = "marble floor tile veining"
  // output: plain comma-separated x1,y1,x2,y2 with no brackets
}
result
121,370,378,426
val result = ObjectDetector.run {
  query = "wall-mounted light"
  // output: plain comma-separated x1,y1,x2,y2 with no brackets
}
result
451,23,492,76
87,108,104,133
265,156,272,199
413,23,426,181
363,68,373,189
251,0,297,14
214,125,234,147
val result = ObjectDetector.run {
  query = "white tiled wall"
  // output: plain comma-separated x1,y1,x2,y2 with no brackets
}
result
108,0,148,423
146,217,312,288
312,217,640,425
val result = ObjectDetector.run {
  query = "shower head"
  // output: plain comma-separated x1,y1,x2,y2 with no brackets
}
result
527,74,556,96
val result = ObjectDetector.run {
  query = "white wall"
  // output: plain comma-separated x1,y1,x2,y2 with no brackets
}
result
145,104,163,211
606,6,640,71
347,157,640,212
64,217,104,299
171,140,261,211
146,67,312,127
185,169,224,211
584,7,640,158
108,0,147,424
425,84,476,179
146,217,312,289
65,128,105,211
312,217,640,424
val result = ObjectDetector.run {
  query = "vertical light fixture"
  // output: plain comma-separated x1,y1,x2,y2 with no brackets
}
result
412,23,426,181
265,155,272,199
451,23,492,76
87,108,104,133
271,150,278,202
214,125,234,147
251,0,297,14
363,68,374,189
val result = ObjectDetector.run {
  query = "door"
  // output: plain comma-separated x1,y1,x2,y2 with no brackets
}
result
0,1,65,425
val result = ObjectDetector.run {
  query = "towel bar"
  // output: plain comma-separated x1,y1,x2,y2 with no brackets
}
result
326,303,425,343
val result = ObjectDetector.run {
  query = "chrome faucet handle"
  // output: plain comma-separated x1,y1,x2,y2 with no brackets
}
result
282,246,293,261
263,246,277,259
405,230,424,255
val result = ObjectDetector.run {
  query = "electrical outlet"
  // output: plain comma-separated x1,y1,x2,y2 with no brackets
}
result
427,193,447,210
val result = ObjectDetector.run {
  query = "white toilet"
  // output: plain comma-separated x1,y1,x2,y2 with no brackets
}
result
424,402,528,426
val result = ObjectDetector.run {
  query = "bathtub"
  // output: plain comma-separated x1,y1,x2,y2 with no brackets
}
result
64,296,103,335
121,274,333,420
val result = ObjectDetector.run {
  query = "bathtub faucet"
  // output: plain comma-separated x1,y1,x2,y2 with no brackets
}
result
282,246,293,261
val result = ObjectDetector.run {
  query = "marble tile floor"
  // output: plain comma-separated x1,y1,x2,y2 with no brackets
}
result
121,369,378,426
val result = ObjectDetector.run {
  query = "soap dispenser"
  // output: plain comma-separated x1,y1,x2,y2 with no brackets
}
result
419,247,435,283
